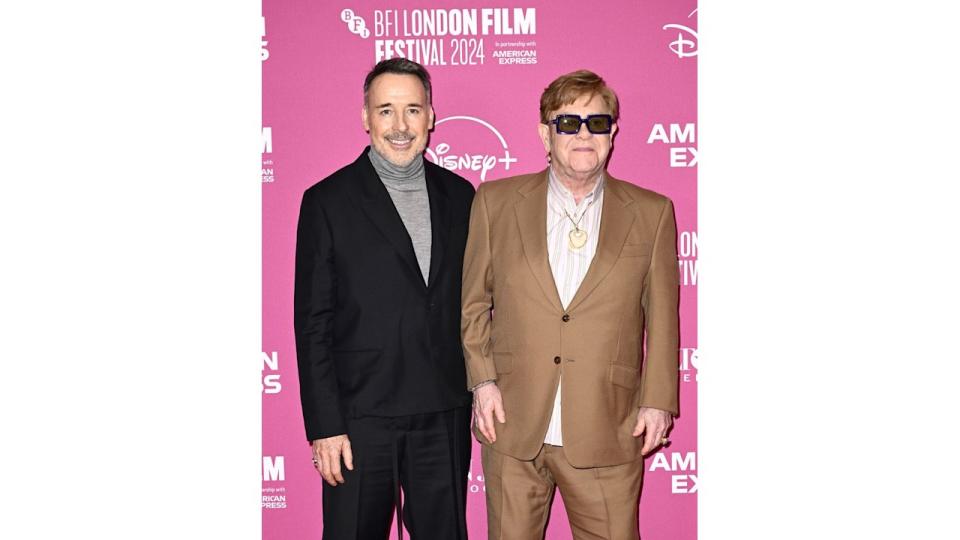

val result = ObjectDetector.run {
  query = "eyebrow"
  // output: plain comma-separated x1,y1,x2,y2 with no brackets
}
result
373,102,424,109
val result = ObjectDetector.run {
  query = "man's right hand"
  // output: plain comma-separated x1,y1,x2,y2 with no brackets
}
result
311,434,353,487
473,383,506,443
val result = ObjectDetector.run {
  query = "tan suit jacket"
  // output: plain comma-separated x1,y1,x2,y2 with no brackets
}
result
461,169,679,468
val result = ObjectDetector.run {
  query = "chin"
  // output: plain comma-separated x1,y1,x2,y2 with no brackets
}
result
572,163,600,174
387,152,417,167
383,141,426,165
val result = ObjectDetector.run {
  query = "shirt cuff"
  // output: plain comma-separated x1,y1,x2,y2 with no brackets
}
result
470,379,497,392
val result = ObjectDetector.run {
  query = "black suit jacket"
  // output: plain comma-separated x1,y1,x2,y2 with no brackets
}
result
294,147,476,441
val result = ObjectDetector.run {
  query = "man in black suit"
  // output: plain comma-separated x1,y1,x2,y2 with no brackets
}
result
294,58,475,539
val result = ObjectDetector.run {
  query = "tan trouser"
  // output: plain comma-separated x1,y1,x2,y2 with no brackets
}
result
482,444,644,540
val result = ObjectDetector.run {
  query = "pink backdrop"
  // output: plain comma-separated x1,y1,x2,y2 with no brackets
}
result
262,1,697,538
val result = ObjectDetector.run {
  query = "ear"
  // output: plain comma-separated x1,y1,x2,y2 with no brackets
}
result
428,106,436,130
610,122,618,140
361,105,370,132
537,122,551,153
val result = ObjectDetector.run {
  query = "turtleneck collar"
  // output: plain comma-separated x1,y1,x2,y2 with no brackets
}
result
367,146,425,188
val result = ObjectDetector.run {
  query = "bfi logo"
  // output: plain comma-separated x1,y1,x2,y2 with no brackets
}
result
341,9,370,38
261,351,281,394
649,451,697,494
263,456,285,481
647,123,697,168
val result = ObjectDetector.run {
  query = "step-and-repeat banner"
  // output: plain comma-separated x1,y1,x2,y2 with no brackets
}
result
262,1,697,538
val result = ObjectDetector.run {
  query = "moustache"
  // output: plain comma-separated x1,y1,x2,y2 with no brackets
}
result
385,131,415,142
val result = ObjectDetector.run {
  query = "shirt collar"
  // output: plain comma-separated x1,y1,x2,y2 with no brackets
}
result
547,169,605,209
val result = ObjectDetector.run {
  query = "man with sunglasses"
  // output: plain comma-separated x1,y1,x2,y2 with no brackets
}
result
461,70,679,539
294,58,474,539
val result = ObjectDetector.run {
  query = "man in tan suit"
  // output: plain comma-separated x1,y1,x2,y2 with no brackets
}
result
461,70,679,540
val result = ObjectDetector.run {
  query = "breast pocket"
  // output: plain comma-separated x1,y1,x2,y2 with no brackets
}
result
619,242,652,258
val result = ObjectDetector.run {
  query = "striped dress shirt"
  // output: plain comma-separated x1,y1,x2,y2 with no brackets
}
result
543,169,605,446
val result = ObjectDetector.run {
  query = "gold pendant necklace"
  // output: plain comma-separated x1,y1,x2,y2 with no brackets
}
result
564,209,588,250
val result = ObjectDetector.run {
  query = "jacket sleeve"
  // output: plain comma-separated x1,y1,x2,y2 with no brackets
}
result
460,183,498,389
638,198,680,415
293,189,347,441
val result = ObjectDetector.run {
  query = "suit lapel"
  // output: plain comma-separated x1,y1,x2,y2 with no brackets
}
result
566,177,635,312
515,171,564,312
351,148,425,287
424,164,449,290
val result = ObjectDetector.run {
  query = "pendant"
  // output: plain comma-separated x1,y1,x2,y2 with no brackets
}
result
568,228,588,250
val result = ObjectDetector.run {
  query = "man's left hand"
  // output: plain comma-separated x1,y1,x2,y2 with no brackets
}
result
632,407,673,455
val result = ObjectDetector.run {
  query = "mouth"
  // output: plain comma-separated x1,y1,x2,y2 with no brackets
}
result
386,135,415,150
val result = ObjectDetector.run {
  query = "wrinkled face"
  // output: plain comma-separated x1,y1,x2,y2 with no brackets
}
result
362,73,434,167
538,94,617,182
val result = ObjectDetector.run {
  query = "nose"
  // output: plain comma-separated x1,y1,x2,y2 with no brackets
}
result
576,121,592,139
395,112,408,132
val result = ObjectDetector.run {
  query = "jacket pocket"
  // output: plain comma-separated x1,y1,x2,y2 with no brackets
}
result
619,242,652,258
608,364,640,390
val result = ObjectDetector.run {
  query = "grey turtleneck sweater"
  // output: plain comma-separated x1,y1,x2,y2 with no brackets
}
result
367,147,432,284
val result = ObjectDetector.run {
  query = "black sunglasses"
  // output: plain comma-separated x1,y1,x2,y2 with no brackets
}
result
548,114,614,135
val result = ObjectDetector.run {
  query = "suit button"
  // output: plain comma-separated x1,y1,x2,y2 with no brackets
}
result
562,314,570,322
554,356,561,364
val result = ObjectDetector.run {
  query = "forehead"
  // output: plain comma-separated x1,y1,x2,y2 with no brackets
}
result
552,94,608,115
367,73,427,105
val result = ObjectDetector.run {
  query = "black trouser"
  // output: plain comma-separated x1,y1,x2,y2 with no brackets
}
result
321,407,471,540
